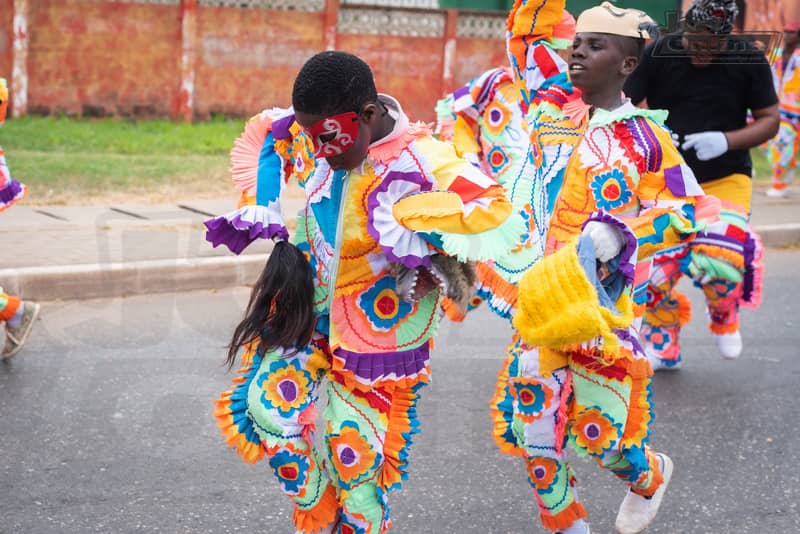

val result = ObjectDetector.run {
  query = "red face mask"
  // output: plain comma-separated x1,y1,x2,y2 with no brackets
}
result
303,111,360,158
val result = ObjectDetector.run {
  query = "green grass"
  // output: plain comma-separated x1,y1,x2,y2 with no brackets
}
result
0,115,782,205
750,146,771,183
0,116,245,205
1,116,243,155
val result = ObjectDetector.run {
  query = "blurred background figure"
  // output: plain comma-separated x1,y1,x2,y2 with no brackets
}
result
0,77,40,360
624,0,779,368
766,21,800,198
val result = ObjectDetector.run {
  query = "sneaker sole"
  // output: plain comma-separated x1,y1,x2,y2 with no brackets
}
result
2,303,40,359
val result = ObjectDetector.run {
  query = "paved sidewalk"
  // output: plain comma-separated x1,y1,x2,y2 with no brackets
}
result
1,187,798,300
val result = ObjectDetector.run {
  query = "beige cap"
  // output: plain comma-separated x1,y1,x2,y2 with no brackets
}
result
575,1,656,39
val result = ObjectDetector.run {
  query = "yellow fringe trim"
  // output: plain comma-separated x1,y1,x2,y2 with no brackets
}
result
514,238,634,359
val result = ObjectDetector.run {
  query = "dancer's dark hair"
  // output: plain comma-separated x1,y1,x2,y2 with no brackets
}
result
226,241,315,367
292,51,378,116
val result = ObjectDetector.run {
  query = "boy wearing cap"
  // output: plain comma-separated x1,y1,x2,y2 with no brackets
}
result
624,0,779,369
488,1,708,533
766,21,800,198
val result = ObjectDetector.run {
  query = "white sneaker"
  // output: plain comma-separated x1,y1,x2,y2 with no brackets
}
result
615,453,673,534
557,521,591,534
714,330,742,360
766,187,788,198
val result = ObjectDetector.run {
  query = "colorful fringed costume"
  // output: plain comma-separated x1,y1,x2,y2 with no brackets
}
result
767,47,800,192
0,77,26,326
206,97,513,533
435,67,529,321
624,12,775,368
0,78,25,211
481,1,707,530
641,173,764,368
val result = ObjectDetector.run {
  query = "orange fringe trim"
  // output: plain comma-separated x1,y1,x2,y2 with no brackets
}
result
632,449,665,498
293,483,340,533
675,290,692,327
476,262,518,309
540,500,588,532
620,369,652,448
379,386,419,491
441,296,467,323
613,352,653,380
212,396,266,465
489,352,527,457
330,366,430,396
709,320,739,335
0,293,21,321
212,354,266,465
692,244,745,270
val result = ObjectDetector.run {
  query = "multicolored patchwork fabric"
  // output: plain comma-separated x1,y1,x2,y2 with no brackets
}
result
214,339,426,533
767,48,800,190
643,173,764,367
207,95,513,389
210,94,513,532
489,334,662,531
479,0,701,529
439,1,704,328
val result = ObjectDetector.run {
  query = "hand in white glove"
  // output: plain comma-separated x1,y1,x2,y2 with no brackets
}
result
682,131,728,161
582,221,625,263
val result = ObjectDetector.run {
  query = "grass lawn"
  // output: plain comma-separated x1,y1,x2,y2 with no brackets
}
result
0,116,778,206
0,116,245,205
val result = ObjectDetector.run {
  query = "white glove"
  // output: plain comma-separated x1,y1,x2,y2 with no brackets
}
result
682,131,728,161
582,221,625,262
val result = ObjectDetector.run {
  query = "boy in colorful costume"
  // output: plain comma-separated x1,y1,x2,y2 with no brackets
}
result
0,77,40,359
205,52,515,533
766,21,800,198
624,0,778,368
485,2,711,532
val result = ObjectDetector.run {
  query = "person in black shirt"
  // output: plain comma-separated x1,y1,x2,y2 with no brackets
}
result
623,0,779,369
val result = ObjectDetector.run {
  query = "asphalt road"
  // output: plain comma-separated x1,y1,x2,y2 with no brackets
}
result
2,250,799,533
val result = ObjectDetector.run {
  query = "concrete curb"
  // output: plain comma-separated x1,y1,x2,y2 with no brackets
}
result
2,224,798,302
0,255,266,301
753,224,800,249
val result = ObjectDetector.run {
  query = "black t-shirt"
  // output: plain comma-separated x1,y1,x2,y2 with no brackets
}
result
624,35,778,183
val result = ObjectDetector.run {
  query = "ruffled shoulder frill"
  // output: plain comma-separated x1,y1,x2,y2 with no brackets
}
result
590,101,669,127
205,107,314,254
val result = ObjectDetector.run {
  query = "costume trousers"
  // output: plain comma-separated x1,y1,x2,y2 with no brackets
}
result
228,338,423,533
642,174,763,366
490,334,663,532
768,115,799,191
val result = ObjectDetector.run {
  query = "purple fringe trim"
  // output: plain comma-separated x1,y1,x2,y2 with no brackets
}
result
0,178,25,207
334,345,430,382
741,231,756,302
205,215,288,255
366,170,433,269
